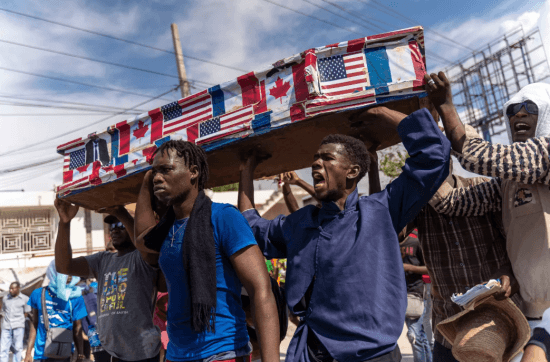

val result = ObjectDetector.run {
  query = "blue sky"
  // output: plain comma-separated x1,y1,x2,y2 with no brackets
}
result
0,0,547,191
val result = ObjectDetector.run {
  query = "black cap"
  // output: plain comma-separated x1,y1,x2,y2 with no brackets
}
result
104,215,119,224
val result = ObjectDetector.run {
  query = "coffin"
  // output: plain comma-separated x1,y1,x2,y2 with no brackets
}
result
56,26,432,210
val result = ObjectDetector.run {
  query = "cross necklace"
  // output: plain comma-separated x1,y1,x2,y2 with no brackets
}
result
171,219,188,247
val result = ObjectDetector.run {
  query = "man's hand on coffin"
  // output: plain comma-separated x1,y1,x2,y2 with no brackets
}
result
425,72,452,109
239,148,271,173
360,106,407,128
98,205,127,218
54,197,80,224
425,71,466,153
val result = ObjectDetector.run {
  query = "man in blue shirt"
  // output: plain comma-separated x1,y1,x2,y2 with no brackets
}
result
134,140,280,362
25,262,87,362
238,106,450,362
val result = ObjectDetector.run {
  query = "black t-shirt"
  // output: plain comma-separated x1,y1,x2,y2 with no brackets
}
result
401,234,424,296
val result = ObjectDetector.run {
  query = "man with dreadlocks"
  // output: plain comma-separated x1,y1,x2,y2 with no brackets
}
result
238,106,451,362
134,140,280,362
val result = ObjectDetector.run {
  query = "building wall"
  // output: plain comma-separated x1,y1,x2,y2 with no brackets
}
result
0,192,105,270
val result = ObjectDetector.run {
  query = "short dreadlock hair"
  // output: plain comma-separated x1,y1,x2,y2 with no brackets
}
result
154,140,209,190
320,134,370,182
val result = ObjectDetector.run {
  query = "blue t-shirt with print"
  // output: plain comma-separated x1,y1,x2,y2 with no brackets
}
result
28,287,88,360
159,203,257,362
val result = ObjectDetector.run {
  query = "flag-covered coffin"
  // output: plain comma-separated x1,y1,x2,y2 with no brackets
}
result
57,26,432,209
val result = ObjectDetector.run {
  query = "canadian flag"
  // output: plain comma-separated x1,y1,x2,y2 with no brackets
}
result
117,117,158,156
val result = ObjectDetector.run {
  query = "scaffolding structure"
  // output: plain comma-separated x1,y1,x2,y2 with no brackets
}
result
445,27,550,141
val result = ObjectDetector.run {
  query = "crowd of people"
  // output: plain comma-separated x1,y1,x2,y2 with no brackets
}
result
2,70,550,362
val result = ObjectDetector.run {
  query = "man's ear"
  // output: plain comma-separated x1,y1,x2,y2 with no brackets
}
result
189,165,199,182
347,164,360,179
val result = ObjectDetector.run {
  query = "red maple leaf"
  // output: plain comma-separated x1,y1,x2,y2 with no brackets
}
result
76,164,89,174
133,120,149,139
269,77,291,104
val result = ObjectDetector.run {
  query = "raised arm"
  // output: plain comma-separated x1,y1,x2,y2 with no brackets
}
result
368,147,381,194
238,154,290,259
366,107,451,232
429,177,503,217
54,198,91,278
280,171,316,213
425,71,466,153
281,180,300,214
427,71,550,184
134,170,161,256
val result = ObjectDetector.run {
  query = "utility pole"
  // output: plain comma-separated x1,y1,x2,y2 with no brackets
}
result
171,23,191,98
85,209,93,255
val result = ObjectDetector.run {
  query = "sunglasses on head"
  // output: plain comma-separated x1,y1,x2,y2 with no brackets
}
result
109,222,125,231
506,101,538,118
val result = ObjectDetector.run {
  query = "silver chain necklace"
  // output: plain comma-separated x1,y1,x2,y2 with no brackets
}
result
171,219,188,247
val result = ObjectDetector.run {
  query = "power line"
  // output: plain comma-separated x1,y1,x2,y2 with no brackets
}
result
0,157,61,174
364,0,474,52
261,0,364,36
317,0,387,32
0,86,179,158
0,66,175,101
301,0,379,33
0,94,150,113
0,113,135,116
0,100,142,114
0,7,247,73
0,39,217,87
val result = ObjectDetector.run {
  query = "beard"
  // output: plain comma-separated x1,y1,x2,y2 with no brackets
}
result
113,238,134,250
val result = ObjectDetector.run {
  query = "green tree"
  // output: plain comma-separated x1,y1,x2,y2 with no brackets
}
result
379,150,408,180
212,182,239,192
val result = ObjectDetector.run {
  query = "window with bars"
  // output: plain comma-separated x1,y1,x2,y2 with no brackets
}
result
0,209,55,254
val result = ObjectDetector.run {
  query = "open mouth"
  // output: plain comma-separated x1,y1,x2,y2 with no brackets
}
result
514,122,531,134
312,172,325,189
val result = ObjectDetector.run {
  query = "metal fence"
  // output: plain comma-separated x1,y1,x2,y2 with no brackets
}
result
444,27,550,141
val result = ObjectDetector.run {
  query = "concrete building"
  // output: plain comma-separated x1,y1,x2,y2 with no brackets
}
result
0,191,106,293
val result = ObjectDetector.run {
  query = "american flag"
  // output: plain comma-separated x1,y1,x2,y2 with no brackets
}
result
69,149,85,170
196,106,253,145
162,91,212,136
318,51,369,97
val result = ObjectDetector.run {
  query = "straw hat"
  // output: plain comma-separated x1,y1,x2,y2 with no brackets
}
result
437,287,530,362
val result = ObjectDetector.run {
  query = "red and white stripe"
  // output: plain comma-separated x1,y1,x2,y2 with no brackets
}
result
163,90,213,135
306,92,376,117
196,106,253,145
57,138,84,153
320,51,369,97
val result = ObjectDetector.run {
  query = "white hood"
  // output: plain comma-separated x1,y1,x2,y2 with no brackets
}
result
503,83,550,142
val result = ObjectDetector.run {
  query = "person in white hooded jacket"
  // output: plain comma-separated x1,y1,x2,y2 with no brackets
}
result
424,71,550,362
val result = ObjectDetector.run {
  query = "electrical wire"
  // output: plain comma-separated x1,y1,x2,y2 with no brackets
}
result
0,7,247,73
261,0,364,36
0,113,135,116
0,100,142,114
0,86,179,158
301,0,379,33
365,0,474,51
0,39,217,87
317,0,388,32
0,66,175,101
0,94,150,113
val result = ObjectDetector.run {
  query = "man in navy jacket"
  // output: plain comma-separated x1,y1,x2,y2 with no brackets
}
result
238,106,450,362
